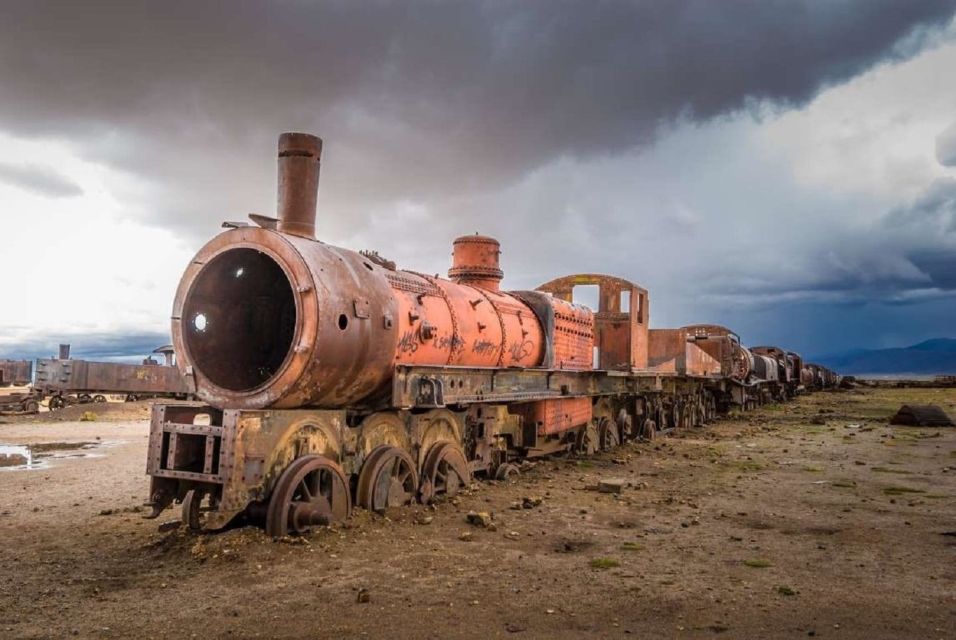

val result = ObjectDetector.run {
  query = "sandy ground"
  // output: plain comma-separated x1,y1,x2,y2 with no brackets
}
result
0,387,954,640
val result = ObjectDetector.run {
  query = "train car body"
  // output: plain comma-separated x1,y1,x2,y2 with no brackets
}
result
143,133,836,536
0,359,33,387
36,349,189,407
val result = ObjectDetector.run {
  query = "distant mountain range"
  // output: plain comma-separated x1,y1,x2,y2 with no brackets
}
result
814,338,956,375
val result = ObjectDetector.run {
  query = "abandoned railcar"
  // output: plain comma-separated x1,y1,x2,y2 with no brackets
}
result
144,133,836,536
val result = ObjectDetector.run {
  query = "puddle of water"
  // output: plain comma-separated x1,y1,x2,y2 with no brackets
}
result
0,441,107,471
0,444,35,469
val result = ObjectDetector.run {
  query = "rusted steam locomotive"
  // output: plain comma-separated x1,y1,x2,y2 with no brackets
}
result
144,133,838,535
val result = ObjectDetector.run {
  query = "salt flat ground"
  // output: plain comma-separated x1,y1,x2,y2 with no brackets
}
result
0,388,954,640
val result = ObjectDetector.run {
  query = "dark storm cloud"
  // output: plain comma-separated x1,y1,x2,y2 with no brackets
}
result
0,161,83,198
0,0,953,236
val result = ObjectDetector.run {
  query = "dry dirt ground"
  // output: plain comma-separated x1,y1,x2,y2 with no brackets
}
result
1,388,954,640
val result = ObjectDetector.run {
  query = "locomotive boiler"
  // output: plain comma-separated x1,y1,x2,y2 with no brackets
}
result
144,132,837,537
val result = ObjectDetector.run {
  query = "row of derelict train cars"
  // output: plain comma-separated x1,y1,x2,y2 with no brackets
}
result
130,133,842,536
0,344,190,415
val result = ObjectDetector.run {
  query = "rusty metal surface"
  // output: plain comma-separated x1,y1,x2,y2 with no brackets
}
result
648,329,722,376
391,364,665,408
144,131,840,535
448,234,504,291
536,274,649,370
512,397,592,435
681,324,751,380
752,346,791,382
0,389,41,414
276,132,321,239
35,357,187,396
0,359,32,387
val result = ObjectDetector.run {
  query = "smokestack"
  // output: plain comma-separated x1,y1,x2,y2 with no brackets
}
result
277,132,323,239
58,344,70,360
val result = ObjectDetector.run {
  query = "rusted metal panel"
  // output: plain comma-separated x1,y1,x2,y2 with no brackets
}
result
146,403,348,529
682,324,751,380
551,300,594,370
512,397,592,435
536,273,649,370
35,358,188,395
752,346,791,382
0,359,32,386
391,364,664,408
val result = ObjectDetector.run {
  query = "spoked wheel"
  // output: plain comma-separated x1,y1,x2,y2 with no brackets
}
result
93,395,107,403
182,488,208,532
418,442,470,505
24,400,39,414
356,445,418,514
48,395,65,411
126,394,139,403
598,417,620,451
265,455,351,537
78,393,92,404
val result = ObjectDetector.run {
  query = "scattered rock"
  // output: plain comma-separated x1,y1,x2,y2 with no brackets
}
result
458,531,474,542
521,496,542,509
597,479,627,494
466,511,493,527
356,588,370,603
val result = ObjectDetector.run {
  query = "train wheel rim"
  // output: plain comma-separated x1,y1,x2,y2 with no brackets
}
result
265,455,351,537
598,417,620,451
356,445,418,514
182,488,207,532
418,442,470,505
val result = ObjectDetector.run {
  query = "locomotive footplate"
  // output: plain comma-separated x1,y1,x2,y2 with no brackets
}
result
393,364,667,409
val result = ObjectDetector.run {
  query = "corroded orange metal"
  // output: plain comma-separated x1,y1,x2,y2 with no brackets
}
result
172,134,557,410
448,235,503,292
536,274,647,371
648,328,721,376
513,397,592,435
682,324,751,380
388,270,545,369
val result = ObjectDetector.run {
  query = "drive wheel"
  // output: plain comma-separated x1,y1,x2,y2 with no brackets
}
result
356,445,418,514
265,455,351,537
598,417,620,451
48,395,65,411
418,442,470,505
641,419,657,441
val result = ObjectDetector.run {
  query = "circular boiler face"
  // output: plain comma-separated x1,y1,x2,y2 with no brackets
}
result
182,248,297,392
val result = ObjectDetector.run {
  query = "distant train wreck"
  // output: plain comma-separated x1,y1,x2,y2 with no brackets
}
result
0,345,191,415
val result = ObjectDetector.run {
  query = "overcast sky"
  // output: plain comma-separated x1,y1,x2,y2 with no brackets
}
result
1,1,955,361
